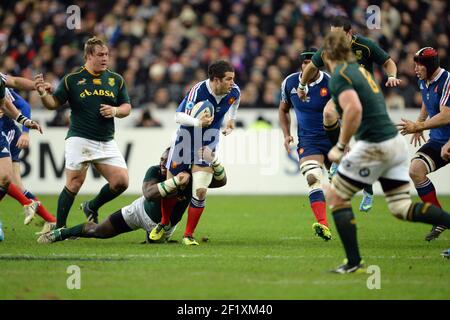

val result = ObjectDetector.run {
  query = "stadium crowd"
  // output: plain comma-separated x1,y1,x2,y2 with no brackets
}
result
0,0,449,126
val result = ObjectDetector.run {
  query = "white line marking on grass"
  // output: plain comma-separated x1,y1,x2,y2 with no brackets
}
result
0,253,439,261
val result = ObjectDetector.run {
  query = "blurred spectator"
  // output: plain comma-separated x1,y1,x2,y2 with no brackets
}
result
385,89,405,110
249,115,272,130
135,108,162,128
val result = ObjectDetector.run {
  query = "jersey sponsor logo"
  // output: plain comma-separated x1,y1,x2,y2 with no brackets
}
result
79,89,115,98
298,148,304,155
77,78,87,85
108,78,115,87
359,168,370,177
228,97,235,105
290,88,297,95
355,50,363,60
171,161,177,169
93,79,102,85
320,87,328,97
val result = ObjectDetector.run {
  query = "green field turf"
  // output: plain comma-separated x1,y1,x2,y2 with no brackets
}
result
0,194,449,300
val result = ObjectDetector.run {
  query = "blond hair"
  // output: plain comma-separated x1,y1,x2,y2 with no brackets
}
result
322,31,355,63
83,37,107,60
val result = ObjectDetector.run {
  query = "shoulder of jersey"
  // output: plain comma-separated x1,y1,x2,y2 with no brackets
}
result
282,72,300,87
231,83,241,96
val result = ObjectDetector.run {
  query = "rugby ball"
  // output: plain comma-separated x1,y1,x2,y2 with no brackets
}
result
190,100,214,119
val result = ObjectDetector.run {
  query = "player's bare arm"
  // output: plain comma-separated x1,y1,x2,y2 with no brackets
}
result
441,139,450,161
1,98,42,134
278,101,293,153
398,105,450,135
16,132,29,149
5,74,51,93
34,74,60,110
328,89,362,163
222,119,234,136
383,58,402,87
100,103,131,119
297,62,318,99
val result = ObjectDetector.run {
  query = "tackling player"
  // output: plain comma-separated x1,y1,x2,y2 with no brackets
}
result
37,147,227,244
279,48,333,241
397,47,450,241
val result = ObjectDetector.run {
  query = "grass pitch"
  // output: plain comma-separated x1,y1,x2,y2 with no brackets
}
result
0,194,449,300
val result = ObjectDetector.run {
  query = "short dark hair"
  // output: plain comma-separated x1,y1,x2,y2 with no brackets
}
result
330,16,352,32
208,60,234,80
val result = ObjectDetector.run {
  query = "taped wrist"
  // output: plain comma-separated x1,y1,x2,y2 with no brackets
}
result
298,82,307,90
157,177,180,197
211,159,225,181
336,142,346,151
16,114,30,125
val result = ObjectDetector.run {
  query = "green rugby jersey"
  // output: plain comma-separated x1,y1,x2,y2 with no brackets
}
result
312,34,390,74
329,62,397,143
53,66,130,141
143,166,191,225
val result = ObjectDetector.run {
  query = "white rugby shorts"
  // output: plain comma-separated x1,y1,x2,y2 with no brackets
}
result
65,136,127,171
337,133,410,185
121,196,176,237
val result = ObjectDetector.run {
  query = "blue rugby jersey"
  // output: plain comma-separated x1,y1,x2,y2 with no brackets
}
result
418,68,450,144
280,71,331,143
175,79,240,144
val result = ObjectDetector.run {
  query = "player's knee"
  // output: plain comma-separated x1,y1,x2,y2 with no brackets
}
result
300,160,323,191
409,164,426,184
111,178,128,193
192,171,213,200
387,199,412,220
67,176,85,193
329,174,358,208
0,173,12,188
306,174,319,188
195,187,207,200
385,184,413,220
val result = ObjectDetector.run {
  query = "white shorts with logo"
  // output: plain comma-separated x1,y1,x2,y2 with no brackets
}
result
65,136,127,171
337,133,410,185
121,196,176,237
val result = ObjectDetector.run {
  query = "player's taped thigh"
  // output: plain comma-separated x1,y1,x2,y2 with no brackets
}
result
192,170,213,199
300,160,324,191
330,173,363,202
381,180,412,220
412,152,436,174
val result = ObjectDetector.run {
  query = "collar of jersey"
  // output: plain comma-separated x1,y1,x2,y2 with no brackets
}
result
84,66,102,77
428,68,444,85
299,71,324,87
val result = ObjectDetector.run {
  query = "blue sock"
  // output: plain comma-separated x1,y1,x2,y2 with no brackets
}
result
23,189,37,200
